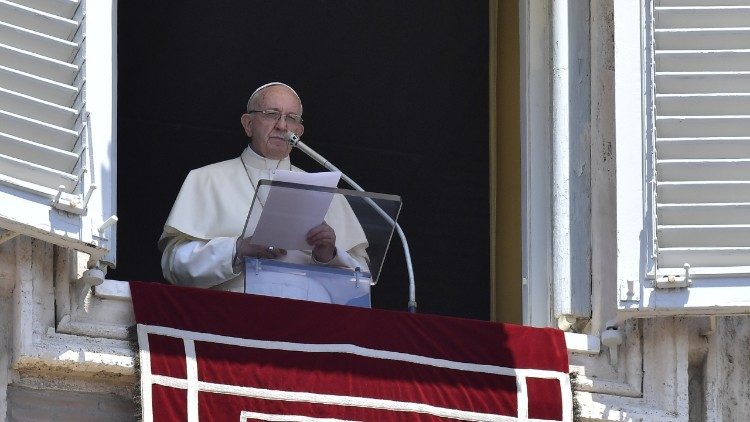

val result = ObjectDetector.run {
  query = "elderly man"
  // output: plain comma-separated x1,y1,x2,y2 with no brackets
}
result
159,82,368,294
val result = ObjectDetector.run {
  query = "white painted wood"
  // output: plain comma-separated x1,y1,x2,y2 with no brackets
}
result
656,28,750,51
658,202,750,224
657,158,750,181
0,86,78,127
0,0,78,39
0,42,79,84
0,19,78,61
658,0,750,5
656,137,750,159
11,0,79,18
84,0,118,265
614,0,651,308
649,0,750,289
0,0,116,263
656,50,750,72
0,109,79,150
0,132,79,172
656,93,750,116
520,0,552,327
658,247,750,269
658,224,750,247
658,181,750,203
550,0,592,322
0,152,77,191
655,6,750,29
0,64,78,105
551,0,573,323
656,71,750,94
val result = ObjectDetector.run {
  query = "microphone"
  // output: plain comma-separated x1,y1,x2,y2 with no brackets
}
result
284,131,417,313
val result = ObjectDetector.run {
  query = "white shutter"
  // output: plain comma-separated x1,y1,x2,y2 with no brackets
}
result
615,0,750,315
0,0,116,264
653,1,750,277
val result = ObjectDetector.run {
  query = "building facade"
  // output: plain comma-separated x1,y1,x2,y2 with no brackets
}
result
1,0,750,420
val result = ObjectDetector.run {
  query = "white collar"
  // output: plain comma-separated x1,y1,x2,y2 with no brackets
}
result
241,146,291,171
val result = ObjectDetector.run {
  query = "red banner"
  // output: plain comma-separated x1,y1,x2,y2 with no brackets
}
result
130,281,571,421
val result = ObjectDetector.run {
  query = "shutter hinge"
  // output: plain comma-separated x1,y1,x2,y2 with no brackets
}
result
654,263,691,289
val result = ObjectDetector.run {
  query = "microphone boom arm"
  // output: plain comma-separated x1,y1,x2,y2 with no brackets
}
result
286,132,417,313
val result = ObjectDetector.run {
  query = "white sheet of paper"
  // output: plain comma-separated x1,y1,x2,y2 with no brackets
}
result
249,170,341,250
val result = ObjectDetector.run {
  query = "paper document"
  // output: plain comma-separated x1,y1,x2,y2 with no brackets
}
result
249,170,341,250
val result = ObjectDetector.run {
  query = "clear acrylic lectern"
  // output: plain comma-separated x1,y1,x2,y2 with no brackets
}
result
243,179,401,308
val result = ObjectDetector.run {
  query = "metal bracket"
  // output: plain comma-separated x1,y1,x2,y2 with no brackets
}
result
654,263,691,289
51,183,97,215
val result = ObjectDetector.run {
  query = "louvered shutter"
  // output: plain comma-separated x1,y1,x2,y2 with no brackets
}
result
0,0,116,265
654,0,750,278
615,0,750,315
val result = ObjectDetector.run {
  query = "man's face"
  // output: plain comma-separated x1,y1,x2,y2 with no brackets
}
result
241,85,304,160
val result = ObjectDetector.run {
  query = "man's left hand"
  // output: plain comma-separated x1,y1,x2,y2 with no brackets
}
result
306,222,336,263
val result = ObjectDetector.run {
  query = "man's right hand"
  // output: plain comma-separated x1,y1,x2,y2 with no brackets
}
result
235,237,286,260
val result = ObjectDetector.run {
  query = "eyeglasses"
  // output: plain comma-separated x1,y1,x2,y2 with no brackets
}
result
248,109,303,126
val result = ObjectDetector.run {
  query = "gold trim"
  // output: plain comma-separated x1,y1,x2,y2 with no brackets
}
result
490,0,521,323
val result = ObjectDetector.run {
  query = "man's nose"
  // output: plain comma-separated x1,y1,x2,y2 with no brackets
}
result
275,115,288,129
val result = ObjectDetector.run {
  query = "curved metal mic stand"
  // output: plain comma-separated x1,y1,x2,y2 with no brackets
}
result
286,132,417,313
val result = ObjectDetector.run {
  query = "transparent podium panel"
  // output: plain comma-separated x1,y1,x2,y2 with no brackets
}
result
245,258,373,307
241,179,402,287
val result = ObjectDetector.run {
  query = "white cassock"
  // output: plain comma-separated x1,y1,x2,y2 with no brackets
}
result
159,147,369,298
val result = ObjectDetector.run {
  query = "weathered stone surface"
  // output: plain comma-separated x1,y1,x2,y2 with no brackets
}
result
6,384,136,422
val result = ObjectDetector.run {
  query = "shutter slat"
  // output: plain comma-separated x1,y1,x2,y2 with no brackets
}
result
655,6,750,29
658,181,750,203
658,225,750,247
659,203,750,225
648,0,750,291
0,109,77,150
656,50,750,72
658,247,750,268
0,64,78,106
0,131,77,172
0,43,78,84
656,93,750,115
656,28,750,50
657,116,750,137
0,0,84,194
0,152,76,192
655,72,750,94
0,20,77,62
657,158,750,181
0,0,78,40
656,137,750,159
657,0,750,6
11,0,79,18
0,86,78,127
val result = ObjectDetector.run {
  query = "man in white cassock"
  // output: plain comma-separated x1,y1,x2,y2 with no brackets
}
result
159,83,369,301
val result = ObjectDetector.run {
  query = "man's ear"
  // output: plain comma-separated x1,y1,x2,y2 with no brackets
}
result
296,123,305,138
240,114,253,137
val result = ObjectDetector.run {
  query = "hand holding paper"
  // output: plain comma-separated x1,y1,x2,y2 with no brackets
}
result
246,171,342,251
306,222,337,262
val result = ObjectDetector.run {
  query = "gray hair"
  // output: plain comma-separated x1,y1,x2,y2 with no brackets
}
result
246,82,303,114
